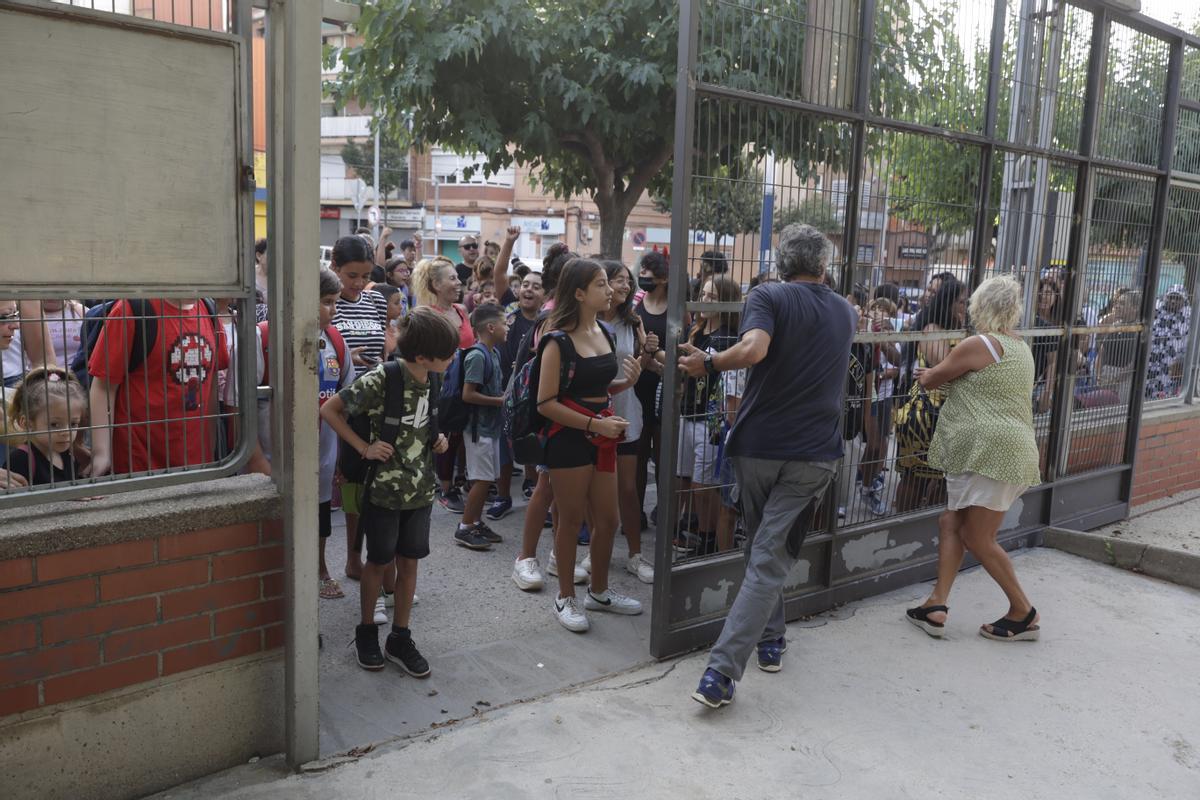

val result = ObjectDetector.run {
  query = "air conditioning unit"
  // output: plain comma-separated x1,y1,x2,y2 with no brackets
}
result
468,200,478,208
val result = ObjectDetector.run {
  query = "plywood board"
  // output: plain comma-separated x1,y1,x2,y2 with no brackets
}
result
0,4,244,292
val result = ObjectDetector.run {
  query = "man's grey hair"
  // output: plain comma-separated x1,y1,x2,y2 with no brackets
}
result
776,224,832,280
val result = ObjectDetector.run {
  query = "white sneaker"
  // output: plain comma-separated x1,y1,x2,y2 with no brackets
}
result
553,595,589,632
626,554,654,584
584,588,643,615
383,589,417,607
581,552,592,574
512,557,545,591
547,552,587,585
412,594,419,606
373,596,388,625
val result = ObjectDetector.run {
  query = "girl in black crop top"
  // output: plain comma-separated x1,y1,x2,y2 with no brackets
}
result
534,258,644,626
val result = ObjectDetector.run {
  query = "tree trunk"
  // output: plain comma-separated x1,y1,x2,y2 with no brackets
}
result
595,194,629,260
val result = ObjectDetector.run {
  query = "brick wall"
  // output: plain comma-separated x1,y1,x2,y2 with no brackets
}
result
1132,411,1200,506
0,520,283,718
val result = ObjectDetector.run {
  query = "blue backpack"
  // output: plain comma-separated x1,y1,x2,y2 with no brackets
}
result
438,343,494,442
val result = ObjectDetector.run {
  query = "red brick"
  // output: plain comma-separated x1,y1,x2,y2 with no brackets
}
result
162,631,260,676
0,684,39,717
261,519,284,543
42,655,158,706
213,598,283,636
41,598,158,645
0,641,99,687
261,571,284,599
211,546,283,581
162,577,259,620
263,624,284,650
37,541,155,583
159,524,260,561
0,579,96,623
99,560,208,602
0,559,33,590
0,622,36,656
104,617,210,662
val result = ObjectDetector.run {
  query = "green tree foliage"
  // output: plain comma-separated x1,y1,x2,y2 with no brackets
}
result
773,196,842,235
329,0,920,257
340,134,410,208
654,157,763,244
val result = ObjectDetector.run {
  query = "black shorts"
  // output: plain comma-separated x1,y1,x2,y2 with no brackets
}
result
544,399,608,470
361,502,432,565
617,440,640,456
319,501,332,539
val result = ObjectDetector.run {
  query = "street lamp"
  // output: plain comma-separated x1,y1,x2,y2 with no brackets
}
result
419,176,441,256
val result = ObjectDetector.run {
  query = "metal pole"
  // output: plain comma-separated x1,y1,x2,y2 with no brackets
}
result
373,113,381,241
268,0,321,767
1122,36,1183,475
650,0,698,659
434,177,441,257
971,0,1009,291
1048,7,1108,483
838,0,876,299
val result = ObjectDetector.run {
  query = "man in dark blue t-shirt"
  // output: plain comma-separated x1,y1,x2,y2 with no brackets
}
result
679,223,856,708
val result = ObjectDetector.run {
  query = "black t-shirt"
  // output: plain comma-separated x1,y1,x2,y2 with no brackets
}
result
500,288,517,307
455,263,473,284
501,310,539,386
677,326,738,417
727,281,857,462
7,446,78,486
844,343,872,441
634,300,668,408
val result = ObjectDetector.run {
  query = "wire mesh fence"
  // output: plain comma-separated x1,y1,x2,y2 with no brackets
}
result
0,298,257,498
663,0,1200,575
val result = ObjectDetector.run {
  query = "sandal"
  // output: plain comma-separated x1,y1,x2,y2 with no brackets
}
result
320,578,345,600
905,604,948,638
980,607,1039,642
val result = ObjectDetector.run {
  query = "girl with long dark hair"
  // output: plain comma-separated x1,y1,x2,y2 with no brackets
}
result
599,260,655,583
537,259,641,631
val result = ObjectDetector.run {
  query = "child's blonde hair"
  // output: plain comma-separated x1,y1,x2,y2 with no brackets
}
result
6,367,87,440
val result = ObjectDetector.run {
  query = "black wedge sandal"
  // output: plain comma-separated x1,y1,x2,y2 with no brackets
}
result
905,604,948,639
979,607,1040,642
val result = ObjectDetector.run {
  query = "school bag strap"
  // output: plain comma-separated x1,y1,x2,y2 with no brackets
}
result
359,360,408,512
258,322,348,386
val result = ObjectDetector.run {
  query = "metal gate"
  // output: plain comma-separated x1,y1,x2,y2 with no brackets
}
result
651,0,1200,658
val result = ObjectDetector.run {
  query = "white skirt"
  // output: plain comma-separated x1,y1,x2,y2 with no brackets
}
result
945,471,1026,512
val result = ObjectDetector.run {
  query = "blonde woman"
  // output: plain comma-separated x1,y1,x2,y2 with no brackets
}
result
905,276,1043,642
411,256,475,511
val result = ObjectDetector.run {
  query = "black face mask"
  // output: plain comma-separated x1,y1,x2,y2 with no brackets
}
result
637,276,658,293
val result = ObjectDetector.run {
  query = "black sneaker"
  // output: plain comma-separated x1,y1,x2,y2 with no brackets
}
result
385,629,431,678
522,479,536,499
439,488,465,514
454,524,493,550
473,521,503,544
354,623,384,671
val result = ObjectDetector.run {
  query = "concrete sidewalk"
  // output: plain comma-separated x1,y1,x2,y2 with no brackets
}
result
159,547,1200,799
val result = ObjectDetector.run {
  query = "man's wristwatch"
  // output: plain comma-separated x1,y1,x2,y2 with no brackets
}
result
703,351,719,376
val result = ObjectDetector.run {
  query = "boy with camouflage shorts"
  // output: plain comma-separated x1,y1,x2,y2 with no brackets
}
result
320,308,459,674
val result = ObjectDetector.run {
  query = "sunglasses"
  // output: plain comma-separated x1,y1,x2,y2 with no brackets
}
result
0,311,19,323
462,243,479,250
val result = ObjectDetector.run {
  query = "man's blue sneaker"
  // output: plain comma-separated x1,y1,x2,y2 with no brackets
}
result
485,497,514,520
756,636,787,673
691,668,734,708
577,522,591,545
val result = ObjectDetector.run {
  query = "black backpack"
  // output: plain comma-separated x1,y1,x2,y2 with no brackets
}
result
339,361,441,486
505,324,616,465
72,298,219,387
